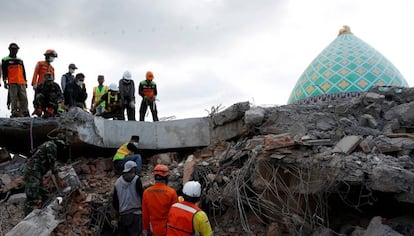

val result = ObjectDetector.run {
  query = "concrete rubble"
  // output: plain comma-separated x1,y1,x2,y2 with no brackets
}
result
1,87,414,235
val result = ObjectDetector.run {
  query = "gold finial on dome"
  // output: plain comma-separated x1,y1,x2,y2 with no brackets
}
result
338,25,352,36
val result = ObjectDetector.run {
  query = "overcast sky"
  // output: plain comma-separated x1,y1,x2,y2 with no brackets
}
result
1,0,413,119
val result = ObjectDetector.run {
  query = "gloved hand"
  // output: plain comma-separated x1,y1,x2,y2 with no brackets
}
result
57,104,65,114
129,101,135,108
33,85,37,90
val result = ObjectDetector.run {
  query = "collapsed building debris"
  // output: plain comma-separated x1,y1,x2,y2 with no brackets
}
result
1,87,414,235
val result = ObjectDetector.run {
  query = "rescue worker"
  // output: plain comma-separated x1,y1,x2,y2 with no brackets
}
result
112,161,143,236
139,71,159,121
119,70,136,121
93,83,123,120
112,135,142,174
64,73,87,109
167,181,213,236
1,43,30,117
142,164,178,236
90,75,108,115
32,49,57,89
23,134,67,215
32,72,65,118
61,63,77,92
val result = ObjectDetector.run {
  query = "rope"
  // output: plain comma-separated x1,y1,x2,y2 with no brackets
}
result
30,118,35,151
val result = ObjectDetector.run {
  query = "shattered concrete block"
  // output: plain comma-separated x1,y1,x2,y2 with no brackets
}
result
359,140,371,153
7,193,26,204
363,216,403,236
244,106,265,127
152,152,177,165
263,133,295,150
333,135,362,155
183,155,197,184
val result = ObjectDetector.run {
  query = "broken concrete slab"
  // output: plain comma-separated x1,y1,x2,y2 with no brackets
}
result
363,216,403,236
333,135,362,155
6,200,63,236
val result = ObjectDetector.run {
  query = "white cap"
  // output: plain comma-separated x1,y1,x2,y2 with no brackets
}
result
123,161,137,173
123,70,132,80
109,83,119,91
182,181,201,197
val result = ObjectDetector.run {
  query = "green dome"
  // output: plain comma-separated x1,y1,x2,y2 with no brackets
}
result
287,26,409,104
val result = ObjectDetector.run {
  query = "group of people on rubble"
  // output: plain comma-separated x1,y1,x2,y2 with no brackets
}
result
23,132,213,236
111,135,213,236
1,42,159,121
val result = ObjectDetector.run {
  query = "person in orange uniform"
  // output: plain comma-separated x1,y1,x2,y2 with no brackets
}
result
138,71,159,121
32,49,57,90
90,75,108,115
1,43,30,117
142,164,178,236
167,181,213,236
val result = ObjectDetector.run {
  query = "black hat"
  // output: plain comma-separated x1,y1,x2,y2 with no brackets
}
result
8,43,19,49
68,63,78,69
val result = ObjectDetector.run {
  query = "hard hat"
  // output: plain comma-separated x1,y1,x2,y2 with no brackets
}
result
146,71,154,81
123,70,132,80
123,161,137,173
109,83,119,92
182,181,201,198
153,164,169,177
44,49,58,57
68,63,78,69
44,72,54,81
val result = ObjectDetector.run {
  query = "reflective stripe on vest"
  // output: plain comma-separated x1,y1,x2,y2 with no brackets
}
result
113,142,133,161
105,94,118,112
167,202,200,236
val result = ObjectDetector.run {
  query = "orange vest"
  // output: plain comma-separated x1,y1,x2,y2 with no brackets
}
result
2,56,26,85
113,142,133,161
32,61,54,86
143,88,154,98
167,202,200,236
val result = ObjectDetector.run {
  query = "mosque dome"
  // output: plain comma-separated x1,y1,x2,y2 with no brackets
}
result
287,26,409,104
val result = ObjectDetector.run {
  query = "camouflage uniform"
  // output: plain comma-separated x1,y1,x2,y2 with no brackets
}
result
23,141,59,215
33,79,63,117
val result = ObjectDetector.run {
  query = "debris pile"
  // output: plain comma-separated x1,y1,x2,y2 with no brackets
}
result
2,86,414,235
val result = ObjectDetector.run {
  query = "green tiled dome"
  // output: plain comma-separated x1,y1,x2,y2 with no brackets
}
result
287,26,409,104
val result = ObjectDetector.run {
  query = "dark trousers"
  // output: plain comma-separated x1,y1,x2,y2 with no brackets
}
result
118,213,142,236
122,102,135,121
139,99,159,121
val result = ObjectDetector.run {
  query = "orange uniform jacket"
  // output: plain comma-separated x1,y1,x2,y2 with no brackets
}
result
142,182,178,236
32,61,54,86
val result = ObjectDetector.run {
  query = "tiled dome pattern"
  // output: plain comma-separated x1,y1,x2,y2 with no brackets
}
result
287,27,409,104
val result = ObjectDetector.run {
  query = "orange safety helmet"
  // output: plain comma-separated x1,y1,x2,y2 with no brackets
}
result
44,49,58,57
146,71,154,81
153,164,169,176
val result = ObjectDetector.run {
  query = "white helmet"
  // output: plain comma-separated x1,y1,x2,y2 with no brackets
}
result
109,83,118,91
123,70,132,80
182,181,201,197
